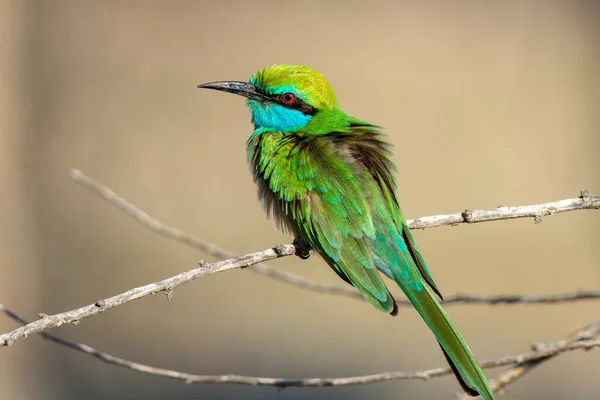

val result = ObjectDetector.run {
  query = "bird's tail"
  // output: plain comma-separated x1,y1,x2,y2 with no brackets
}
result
399,280,494,400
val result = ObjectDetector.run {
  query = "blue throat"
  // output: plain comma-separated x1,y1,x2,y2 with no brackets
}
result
246,100,312,132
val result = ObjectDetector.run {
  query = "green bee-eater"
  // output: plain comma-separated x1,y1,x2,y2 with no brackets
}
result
198,65,494,399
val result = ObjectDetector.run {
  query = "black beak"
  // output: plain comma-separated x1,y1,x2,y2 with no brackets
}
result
197,81,267,102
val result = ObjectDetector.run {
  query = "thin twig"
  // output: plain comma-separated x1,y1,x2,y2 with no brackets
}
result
70,169,233,260
1,304,598,390
68,170,600,303
70,169,341,293
457,321,600,399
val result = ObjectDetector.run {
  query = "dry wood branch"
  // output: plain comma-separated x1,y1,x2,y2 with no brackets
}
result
68,170,600,303
1,242,598,347
1,304,598,391
410,189,599,229
458,320,600,399
0,245,295,347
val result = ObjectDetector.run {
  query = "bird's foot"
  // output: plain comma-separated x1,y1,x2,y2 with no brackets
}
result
293,237,312,260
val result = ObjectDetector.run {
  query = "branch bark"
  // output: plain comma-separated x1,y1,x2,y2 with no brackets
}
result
1,304,598,392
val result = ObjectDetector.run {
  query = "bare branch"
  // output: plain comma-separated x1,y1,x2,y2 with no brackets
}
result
1,242,597,347
0,245,295,347
409,189,599,229
1,304,598,390
70,169,338,292
68,170,600,303
458,320,600,399
69,169,233,260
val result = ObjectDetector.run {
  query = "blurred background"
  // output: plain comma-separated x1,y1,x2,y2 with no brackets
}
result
1,1,599,399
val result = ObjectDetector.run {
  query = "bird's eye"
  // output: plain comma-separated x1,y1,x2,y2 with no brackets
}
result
281,93,296,104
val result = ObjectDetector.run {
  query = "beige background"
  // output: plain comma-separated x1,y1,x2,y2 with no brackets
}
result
1,1,599,399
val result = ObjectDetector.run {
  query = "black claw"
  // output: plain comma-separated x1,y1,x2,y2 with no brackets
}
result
293,237,312,260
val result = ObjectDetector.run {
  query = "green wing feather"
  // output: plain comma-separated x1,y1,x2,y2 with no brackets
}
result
248,124,493,400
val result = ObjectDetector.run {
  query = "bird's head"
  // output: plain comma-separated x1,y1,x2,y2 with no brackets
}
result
198,65,342,133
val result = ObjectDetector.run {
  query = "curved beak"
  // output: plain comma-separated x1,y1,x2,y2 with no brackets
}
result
197,81,267,102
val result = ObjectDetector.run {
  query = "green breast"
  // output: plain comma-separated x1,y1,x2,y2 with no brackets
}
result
247,130,310,203
246,128,373,242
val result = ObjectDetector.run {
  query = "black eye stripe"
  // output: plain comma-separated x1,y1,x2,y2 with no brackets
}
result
253,87,318,116
272,93,317,116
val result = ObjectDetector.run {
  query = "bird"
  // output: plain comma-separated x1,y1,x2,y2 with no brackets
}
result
198,64,494,399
